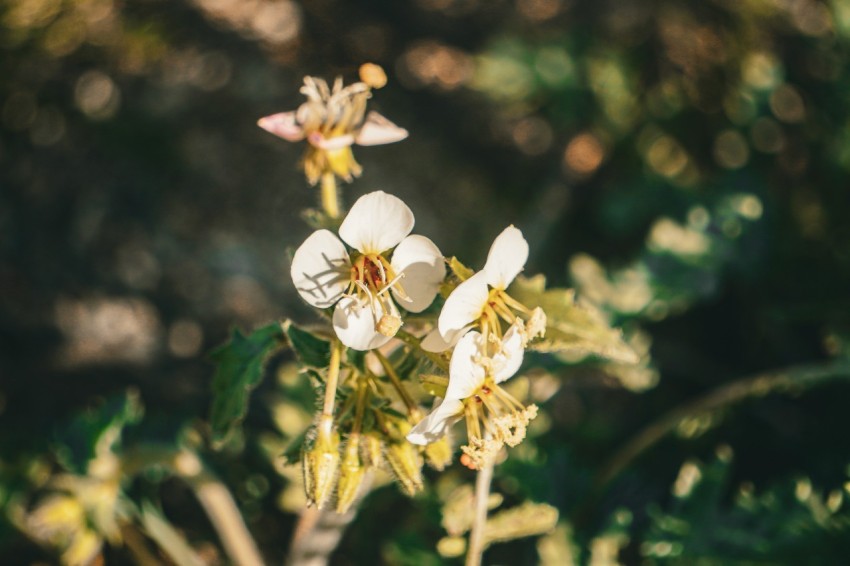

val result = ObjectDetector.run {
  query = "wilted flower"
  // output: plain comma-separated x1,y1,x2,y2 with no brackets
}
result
258,65,408,185
423,226,546,352
290,191,446,350
408,322,538,469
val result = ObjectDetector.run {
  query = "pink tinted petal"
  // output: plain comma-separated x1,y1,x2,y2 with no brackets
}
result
482,226,529,289
446,331,486,400
338,191,415,254
492,323,525,384
332,294,395,351
406,398,464,445
307,131,356,150
290,230,351,308
438,272,489,338
355,111,409,146
390,235,445,313
257,111,304,142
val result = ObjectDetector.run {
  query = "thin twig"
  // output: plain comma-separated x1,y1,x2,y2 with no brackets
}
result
596,360,850,488
466,458,495,566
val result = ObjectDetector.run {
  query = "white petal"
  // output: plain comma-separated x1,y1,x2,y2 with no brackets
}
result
290,230,351,308
355,111,409,146
446,331,486,400
257,111,305,141
406,398,464,445
438,272,489,338
338,191,415,254
307,131,356,150
390,235,446,313
492,323,525,383
420,325,470,353
482,225,529,289
332,294,395,351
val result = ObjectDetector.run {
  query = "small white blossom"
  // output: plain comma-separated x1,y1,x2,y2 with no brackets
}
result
408,322,538,469
258,73,408,184
423,226,546,352
290,191,445,350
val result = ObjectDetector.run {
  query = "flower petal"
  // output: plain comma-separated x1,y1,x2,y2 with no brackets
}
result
332,294,395,351
492,322,525,383
307,131,356,150
406,398,464,445
338,191,415,254
420,325,470,353
390,235,446,313
290,229,351,308
355,111,409,146
257,111,304,141
482,225,529,289
438,271,489,338
446,331,486,400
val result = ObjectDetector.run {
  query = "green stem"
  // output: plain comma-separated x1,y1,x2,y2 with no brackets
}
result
596,360,850,489
322,340,343,420
373,350,418,416
320,172,340,219
396,329,450,372
466,456,495,566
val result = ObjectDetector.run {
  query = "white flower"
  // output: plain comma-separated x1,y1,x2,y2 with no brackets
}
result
290,191,445,350
407,322,537,469
422,226,545,353
258,73,408,185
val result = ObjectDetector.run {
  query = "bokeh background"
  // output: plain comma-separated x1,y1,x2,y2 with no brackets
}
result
3,0,850,563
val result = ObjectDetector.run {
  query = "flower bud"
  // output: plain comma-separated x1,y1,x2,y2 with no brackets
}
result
424,435,453,471
336,435,366,514
359,63,387,89
385,440,423,496
302,423,340,509
361,432,383,467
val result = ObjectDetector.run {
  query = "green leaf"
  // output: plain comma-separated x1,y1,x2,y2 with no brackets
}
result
282,320,331,368
210,323,286,448
282,429,309,465
509,275,639,364
55,389,143,474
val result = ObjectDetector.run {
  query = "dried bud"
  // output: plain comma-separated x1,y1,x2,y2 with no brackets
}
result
302,423,340,509
424,435,453,471
336,436,366,514
386,440,423,496
377,313,402,337
359,63,387,89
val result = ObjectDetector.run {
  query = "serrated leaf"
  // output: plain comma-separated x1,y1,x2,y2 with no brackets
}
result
56,389,143,474
282,320,331,368
210,323,286,447
509,275,639,364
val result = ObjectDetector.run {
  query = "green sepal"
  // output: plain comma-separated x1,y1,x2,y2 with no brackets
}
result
210,323,286,448
282,320,331,368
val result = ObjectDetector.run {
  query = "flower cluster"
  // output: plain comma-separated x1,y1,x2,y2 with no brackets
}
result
273,67,548,510
407,227,546,469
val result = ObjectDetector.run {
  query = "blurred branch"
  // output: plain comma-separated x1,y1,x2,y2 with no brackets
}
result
138,500,206,566
285,474,372,566
597,360,850,488
466,457,495,566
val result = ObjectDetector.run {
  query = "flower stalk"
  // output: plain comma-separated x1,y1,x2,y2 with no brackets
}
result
466,455,495,566
320,172,340,219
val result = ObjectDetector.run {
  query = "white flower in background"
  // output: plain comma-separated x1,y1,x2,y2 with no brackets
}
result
290,191,445,350
407,322,538,469
422,225,546,352
258,65,408,185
